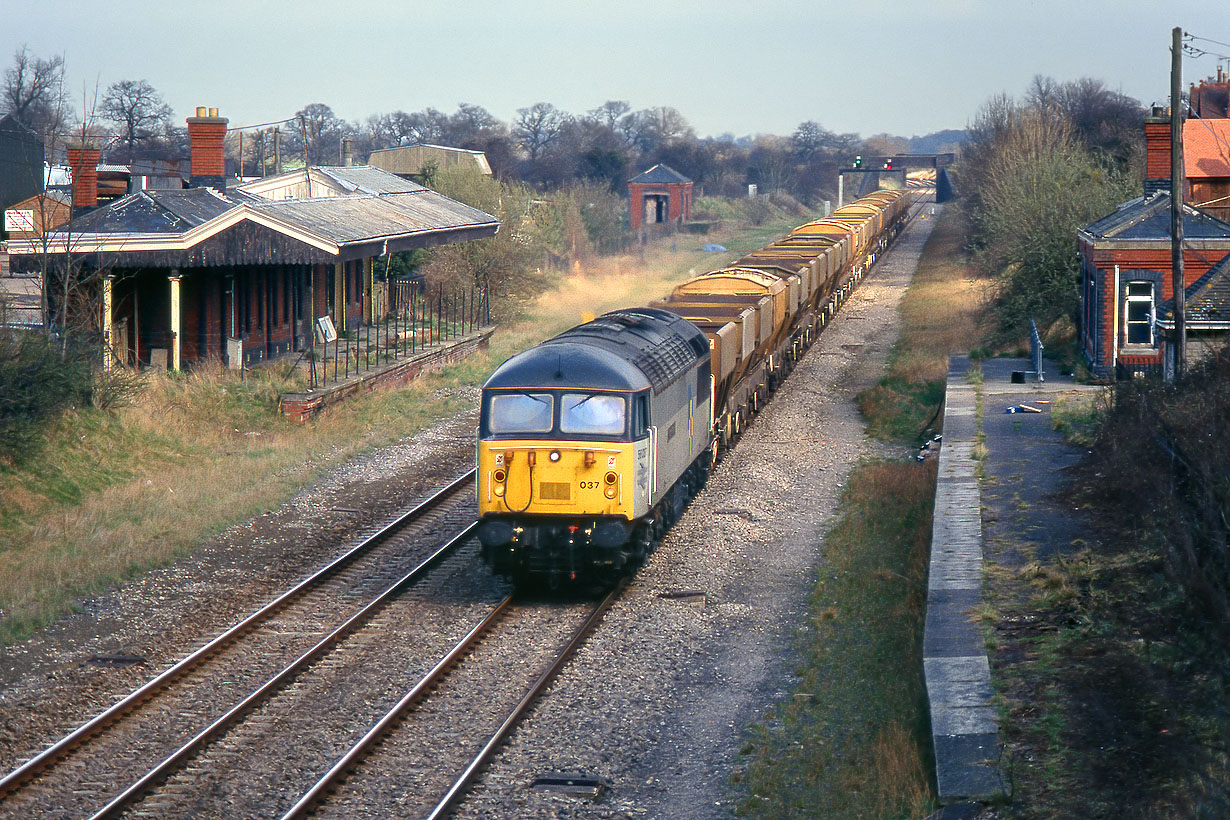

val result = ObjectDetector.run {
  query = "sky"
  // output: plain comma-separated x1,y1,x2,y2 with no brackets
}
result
4,0,1230,142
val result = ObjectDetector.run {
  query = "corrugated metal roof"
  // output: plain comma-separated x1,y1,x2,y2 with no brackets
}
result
1081,192,1230,240
252,189,497,246
312,165,427,194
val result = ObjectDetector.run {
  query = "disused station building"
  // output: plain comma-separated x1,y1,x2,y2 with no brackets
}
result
6,108,499,370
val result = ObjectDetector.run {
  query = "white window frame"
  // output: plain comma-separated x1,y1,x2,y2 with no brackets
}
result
1123,281,1155,347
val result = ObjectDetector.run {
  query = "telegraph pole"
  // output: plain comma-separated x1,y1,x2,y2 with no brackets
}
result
1171,26,1186,379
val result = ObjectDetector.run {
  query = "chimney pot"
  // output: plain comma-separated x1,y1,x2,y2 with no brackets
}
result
208,107,218,118
196,106,208,117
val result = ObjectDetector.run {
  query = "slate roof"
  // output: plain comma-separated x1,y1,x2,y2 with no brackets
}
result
6,165,499,264
1080,192,1230,241
1159,253,1230,327
628,163,691,185
67,187,234,234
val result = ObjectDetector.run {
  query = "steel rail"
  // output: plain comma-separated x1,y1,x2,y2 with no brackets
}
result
0,469,476,799
89,521,479,819
426,579,626,820
279,594,516,819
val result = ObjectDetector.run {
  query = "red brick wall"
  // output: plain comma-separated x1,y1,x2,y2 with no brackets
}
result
1086,245,1230,377
1144,119,1171,181
67,146,100,209
186,114,228,177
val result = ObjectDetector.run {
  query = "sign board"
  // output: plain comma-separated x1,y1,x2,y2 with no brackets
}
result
4,210,34,232
315,315,338,343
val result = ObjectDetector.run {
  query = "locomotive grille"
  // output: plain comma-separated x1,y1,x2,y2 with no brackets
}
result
539,481,572,501
633,335,695,390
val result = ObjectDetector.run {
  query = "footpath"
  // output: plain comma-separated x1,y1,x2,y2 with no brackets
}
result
926,354,1103,811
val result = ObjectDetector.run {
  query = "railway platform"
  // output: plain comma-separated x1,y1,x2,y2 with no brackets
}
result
926,354,1102,808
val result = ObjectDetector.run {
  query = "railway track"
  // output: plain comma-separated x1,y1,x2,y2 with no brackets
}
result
0,471,482,818
281,583,623,819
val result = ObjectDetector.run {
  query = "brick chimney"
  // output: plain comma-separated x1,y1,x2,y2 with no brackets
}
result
1143,109,1175,198
187,106,228,190
66,144,101,211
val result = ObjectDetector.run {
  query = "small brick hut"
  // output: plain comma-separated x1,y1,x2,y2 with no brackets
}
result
628,164,692,232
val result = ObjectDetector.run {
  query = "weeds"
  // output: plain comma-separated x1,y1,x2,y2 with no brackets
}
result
737,461,937,820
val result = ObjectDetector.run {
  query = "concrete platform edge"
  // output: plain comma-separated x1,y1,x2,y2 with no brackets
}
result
924,354,1007,804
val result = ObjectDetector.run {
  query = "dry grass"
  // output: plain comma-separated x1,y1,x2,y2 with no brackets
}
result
736,460,936,820
859,207,993,442
0,215,806,644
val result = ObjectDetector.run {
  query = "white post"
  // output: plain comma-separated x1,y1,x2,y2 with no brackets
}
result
169,271,182,371
102,275,115,370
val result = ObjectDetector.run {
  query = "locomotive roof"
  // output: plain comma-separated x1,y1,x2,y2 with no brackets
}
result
483,307,709,394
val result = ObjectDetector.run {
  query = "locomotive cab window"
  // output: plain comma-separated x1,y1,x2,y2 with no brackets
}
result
487,392,554,434
632,394,649,438
560,393,626,436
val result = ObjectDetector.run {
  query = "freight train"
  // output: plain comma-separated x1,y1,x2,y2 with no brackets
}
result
476,189,917,586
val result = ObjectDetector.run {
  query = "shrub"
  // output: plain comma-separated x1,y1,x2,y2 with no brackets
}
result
0,331,94,462
1079,344,1230,628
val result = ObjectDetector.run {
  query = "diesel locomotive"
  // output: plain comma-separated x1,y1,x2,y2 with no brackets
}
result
476,189,917,586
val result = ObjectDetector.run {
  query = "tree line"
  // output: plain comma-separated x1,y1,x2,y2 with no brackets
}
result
3,44,963,207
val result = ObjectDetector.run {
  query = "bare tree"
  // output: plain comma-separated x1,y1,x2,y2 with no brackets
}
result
587,100,630,129
446,103,504,145
515,102,567,163
792,120,834,160
3,46,72,155
101,79,174,163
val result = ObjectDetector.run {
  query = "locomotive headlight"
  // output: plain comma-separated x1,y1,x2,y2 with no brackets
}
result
549,449,561,462
492,468,506,497
604,471,618,485
604,485,617,499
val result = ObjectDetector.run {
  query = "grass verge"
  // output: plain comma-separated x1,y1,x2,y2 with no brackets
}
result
858,207,990,443
735,460,936,819
0,214,805,645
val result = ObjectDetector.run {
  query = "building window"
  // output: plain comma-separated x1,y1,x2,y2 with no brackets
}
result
1124,281,1155,346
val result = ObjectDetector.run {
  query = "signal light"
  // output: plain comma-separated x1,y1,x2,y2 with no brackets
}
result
853,155,862,168
604,472,618,484
493,469,506,483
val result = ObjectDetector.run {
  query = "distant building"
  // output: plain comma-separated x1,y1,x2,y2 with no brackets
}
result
0,114,43,216
627,163,693,233
368,144,492,181
3,191,71,239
